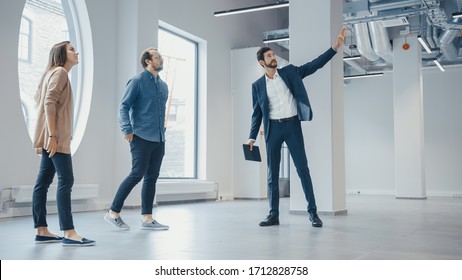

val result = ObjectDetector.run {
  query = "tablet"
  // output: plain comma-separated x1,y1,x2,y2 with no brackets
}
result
243,144,261,162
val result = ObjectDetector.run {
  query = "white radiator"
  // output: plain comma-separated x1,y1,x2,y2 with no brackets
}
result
155,180,218,203
12,184,99,203
156,180,217,195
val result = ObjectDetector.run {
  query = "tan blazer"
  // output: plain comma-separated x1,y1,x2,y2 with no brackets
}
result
34,67,73,154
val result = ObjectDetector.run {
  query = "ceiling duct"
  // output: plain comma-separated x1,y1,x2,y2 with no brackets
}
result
432,26,441,47
419,0,462,61
422,0,461,29
369,0,422,12
354,22,381,62
368,21,393,63
344,0,370,17
425,20,437,48
439,17,462,60
262,28,289,49
342,0,462,71
453,0,462,10
379,16,409,27
345,0,425,25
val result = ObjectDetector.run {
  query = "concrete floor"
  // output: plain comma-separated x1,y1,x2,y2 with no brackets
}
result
0,195,461,260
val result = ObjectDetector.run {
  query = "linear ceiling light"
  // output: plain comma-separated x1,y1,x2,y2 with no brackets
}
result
343,73,384,80
433,59,445,72
452,12,462,19
417,35,432,54
343,55,362,61
214,2,289,17
263,36,290,44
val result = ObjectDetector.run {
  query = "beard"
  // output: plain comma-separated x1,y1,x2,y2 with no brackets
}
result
265,60,277,69
155,65,163,72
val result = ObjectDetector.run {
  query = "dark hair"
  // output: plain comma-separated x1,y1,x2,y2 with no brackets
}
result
256,46,272,62
36,41,70,94
140,47,158,68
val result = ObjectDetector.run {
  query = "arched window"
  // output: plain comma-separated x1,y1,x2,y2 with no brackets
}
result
18,0,93,154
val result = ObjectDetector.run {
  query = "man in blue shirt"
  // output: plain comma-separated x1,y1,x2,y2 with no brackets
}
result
105,48,169,230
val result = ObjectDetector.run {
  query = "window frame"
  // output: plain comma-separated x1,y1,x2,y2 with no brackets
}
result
18,16,32,63
158,25,199,179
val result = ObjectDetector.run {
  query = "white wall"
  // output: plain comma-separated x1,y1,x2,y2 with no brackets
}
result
0,0,37,189
77,0,119,207
231,47,267,199
423,67,462,196
344,67,462,196
344,73,395,194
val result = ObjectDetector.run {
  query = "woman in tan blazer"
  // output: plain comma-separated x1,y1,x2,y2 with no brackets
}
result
32,41,94,247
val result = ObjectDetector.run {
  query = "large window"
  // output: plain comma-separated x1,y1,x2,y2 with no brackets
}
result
158,27,198,178
18,0,93,154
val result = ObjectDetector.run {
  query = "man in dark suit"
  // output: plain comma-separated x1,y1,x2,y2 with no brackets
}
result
248,27,346,228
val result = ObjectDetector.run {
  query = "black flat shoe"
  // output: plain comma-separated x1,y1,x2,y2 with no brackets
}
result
35,235,64,244
309,212,323,228
62,237,96,247
259,215,280,227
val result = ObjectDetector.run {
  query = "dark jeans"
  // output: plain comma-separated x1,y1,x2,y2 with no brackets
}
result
266,119,317,218
33,149,75,231
110,135,165,215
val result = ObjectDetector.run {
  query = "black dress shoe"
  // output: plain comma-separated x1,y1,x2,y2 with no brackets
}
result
309,212,323,227
259,216,280,227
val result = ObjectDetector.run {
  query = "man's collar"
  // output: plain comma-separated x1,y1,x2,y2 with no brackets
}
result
143,69,159,80
265,69,279,81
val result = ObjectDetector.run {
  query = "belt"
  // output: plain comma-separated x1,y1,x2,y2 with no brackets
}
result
270,115,298,122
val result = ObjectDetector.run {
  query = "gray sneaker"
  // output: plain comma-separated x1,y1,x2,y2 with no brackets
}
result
104,213,130,230
141,220,169,230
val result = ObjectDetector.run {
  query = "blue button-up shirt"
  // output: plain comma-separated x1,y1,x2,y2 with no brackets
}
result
119,69,168,142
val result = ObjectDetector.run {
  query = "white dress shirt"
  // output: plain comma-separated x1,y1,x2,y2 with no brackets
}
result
265,70,298,120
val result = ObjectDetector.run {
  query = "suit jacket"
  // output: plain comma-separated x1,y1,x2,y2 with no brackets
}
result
249,47,337,141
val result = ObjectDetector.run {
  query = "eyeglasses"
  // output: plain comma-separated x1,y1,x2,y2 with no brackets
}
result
152,54,163,60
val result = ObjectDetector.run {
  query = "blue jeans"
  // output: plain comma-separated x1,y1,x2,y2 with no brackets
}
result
110,135,165,215
266,119,317,218
33,149,75,231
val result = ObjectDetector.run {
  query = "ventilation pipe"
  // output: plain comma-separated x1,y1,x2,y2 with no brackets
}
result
439,18,461,60
369,0,422,12
432,26,440,47
354,22,381,62
368,21,393,63
425,22,437,48
454,0,462,10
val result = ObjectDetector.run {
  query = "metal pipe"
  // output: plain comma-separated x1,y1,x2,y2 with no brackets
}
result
425,19,437,48
368,21,393,63
432,26,441,47
439,18,461,60
354,23,381,62
344,8,428,25
453,0,462,10
369,0,422,12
